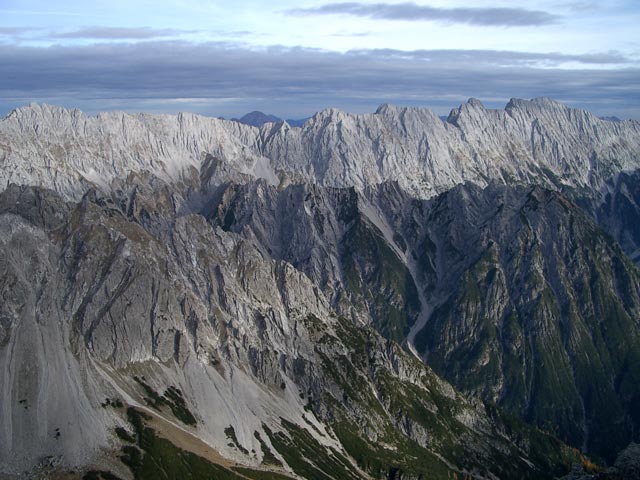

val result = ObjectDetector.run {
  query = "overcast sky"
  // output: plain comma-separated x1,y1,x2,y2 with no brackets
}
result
1,0,639,119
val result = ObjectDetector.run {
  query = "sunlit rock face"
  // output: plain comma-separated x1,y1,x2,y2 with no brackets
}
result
2,98,639,201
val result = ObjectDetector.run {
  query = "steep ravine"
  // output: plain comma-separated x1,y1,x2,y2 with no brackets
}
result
211,180,640,463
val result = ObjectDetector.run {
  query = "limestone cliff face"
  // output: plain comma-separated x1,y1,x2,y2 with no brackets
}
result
0,183,334,471
1,98,639,476
2,98,639,201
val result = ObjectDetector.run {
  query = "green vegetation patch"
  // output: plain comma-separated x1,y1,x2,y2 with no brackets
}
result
117,407,288,480
330,415,453,480
83,471,124,480
321,315,580,479
254,431,283,467
341,217,420,344
115,426,135,443
224,425,249,454
483,403,584,478
101,397,124,409
263,420,362,480
133,377,197,426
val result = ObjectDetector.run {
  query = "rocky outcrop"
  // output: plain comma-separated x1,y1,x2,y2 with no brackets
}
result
207,181,421,342
560,442,640,479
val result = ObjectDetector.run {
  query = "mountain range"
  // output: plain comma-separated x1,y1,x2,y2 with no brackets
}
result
1,98,639,479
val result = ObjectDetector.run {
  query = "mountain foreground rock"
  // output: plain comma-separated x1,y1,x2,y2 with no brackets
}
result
1,98,639,479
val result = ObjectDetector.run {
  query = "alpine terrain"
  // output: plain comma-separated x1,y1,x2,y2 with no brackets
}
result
1,98,639,479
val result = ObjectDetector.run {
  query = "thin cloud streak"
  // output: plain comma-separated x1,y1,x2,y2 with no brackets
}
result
0,42,637,118
329,31,372,37
51,27,197,40
286,2,560,27
0,9,88,17
353,48,632,66
0,27,37,35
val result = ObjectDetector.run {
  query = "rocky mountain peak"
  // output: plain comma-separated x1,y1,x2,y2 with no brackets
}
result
465,97,485,109
374,103,404,115
308,106,350,124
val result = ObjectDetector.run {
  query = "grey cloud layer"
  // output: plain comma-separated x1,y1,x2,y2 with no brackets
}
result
0,41,637,118
286,2,560,27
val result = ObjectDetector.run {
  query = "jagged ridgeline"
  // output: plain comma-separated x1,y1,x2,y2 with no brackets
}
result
1,99,639,478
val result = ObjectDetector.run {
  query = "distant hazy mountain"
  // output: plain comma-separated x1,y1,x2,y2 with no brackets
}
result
233,110,310,127
233,110,281,126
